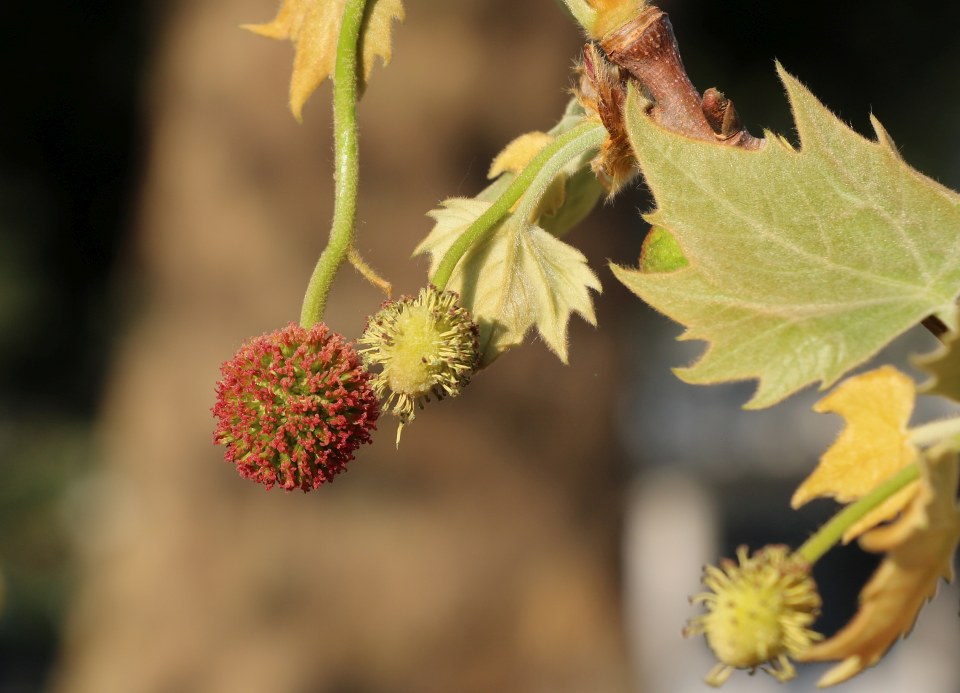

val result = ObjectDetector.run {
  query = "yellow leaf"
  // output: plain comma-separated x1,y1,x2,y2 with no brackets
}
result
914,318,960,403
798,449,960,687
791,367,920,543
244,0,404,121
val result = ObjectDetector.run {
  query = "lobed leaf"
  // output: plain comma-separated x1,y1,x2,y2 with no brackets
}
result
416,199,601,364
614,66,960,408
792,366,920,543
799,448,960,687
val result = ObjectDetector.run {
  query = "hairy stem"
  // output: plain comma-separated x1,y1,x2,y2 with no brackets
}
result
795,463,921,565
348,247,392,298
300,0,367,328
431,121,606,291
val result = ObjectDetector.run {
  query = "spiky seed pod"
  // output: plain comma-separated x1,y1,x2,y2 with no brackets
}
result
358,287,479,437
684,545,823,686
213,323,379,491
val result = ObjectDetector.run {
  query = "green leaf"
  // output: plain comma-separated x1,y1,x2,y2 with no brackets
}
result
640,226,689,273
416,198,601,365
613,66,960,408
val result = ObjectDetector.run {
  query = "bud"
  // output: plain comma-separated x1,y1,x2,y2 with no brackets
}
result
684,545,823,686
358,287,479,439
213,323,379,491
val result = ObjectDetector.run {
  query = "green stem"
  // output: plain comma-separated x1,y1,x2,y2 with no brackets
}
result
431,121,606,291
300,0,367,328
795,463,921,565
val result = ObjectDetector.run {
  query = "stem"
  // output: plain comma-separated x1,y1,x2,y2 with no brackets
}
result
348,247,392,298
795,463,921,565
600,8,715,142
299,0,367,328
598,7,761,149
909,417,960,447
431,121,606,291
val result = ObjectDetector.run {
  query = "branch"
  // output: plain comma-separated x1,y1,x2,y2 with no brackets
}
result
598,6,762,150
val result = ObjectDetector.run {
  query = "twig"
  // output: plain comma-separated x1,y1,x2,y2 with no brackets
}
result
599,6,761,149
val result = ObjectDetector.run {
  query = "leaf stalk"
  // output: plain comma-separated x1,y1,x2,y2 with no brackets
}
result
431,121,606,291
300,0,367,327
795,463,921,565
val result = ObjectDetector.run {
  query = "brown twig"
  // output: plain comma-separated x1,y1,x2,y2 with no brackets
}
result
598,6,761,150
701,88,764,150
921,315,949,343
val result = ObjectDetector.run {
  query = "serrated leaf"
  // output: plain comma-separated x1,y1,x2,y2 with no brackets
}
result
792,366,920,543
614,66,960,408
415,198,601,364
799,448,960,687
914,318,960,403
244,0,404,121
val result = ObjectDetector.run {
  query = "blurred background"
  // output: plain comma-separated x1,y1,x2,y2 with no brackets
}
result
2,0,959,691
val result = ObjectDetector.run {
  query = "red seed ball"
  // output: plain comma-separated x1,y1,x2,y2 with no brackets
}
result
213,323,379,491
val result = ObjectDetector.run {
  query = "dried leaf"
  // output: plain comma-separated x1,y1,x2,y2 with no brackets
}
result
792,366,920,542
244,0,404,120
799,448,960,687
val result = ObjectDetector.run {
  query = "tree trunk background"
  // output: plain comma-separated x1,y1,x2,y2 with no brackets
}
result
51,1,639,691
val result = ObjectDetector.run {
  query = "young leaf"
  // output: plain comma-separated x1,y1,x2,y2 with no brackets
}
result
914,323,960,403
244,0,404,120
798,448,960,687
416,198,601,364
613,66,960,408
792,367,920,543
